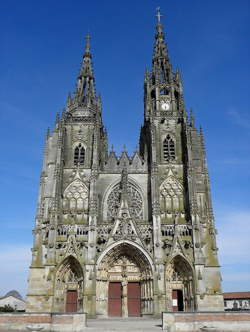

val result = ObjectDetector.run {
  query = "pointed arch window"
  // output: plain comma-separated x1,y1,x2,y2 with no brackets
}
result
163,135,175,161
160,64,166,83
74,143,85,165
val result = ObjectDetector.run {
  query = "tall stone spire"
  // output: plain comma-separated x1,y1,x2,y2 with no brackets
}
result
76,34,97,106
152,8,172,84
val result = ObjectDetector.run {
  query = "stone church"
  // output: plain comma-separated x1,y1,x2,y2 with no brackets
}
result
26,15,224,317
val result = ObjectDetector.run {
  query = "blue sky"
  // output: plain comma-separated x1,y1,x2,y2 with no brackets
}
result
0,0,249,297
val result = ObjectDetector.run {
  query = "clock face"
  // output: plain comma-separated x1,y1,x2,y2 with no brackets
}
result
161,102,170,111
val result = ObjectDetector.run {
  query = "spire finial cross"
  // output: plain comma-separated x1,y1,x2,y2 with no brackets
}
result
156,7,163,23
84,34,91,53
85,34,91,41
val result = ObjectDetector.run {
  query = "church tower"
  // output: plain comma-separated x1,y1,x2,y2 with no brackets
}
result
26,12,224,316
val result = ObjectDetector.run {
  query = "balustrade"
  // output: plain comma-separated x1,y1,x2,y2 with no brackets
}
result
57,225,88,237
161,224,192,237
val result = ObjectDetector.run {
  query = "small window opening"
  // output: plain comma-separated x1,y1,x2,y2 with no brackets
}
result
160,71,165,83
160,64,165,82
74,143,85,165
160,88,169,96
163,135,175,161
174,90,179,102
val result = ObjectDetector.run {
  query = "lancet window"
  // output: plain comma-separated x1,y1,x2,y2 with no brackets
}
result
74,143,85,165
163,135,175,161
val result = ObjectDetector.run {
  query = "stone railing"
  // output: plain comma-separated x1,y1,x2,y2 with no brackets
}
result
97,224,112,236
161,224,192,237
57,224,88,237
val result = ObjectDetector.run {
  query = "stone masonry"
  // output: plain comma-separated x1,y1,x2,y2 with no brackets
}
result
26,12,224,317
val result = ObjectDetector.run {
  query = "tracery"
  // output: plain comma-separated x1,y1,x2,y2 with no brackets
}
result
163,134,175,161
74,143,85,165
106,182,143,220
63,179,88,212
160,176,183,216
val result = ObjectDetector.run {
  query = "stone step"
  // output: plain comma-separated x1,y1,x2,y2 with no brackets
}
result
86,318,162,331
85,330,161,332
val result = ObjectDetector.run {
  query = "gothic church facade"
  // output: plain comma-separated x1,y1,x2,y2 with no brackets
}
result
26,17,224,316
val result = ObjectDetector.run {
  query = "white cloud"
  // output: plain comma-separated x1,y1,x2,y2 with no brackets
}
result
217,210,250,264
228,110,250,129
220,157,250,166
222,272,250,282
0,245,31,297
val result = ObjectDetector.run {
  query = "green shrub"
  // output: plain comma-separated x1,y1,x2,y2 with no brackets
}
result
0,305,15,312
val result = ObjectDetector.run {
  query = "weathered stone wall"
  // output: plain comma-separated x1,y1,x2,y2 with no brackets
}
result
0,312,86,332
26,17,225,316
162,311,250,331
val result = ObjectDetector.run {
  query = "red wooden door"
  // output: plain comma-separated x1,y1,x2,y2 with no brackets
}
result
66,290,77,312
127,282,141,316
172,290,178,311
108,282,122,316
172,290,184,311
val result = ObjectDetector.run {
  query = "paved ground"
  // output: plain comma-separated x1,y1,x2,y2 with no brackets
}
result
86,317,162,331
0,317,162,332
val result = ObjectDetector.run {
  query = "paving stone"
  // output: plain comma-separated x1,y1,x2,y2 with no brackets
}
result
85,318,162,331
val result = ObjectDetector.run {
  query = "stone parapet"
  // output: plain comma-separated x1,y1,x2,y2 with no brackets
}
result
0,312,86,331
162,311,250,331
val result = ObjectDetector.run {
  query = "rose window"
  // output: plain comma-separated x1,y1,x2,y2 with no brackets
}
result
107,182,143,220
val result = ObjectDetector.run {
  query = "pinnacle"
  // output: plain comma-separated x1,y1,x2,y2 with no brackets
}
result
153,11,168,60
84,34,91,55
151,10,172,85
76,34,97,105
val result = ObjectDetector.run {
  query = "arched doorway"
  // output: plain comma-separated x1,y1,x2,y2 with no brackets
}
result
96,242,153,317
53,256,84,312
165,255,195,311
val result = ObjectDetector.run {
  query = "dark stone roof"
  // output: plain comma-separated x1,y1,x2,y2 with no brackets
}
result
1,290,23,300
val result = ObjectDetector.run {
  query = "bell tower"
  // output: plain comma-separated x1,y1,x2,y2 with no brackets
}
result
26,35,108,313
140,9,224,312
65,34,108,170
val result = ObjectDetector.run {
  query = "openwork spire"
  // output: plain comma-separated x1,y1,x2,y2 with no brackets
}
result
76,35,96,105
152,8,172,83
153,8,167,59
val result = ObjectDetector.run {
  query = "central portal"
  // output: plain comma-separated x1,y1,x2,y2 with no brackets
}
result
108,282,141,317
96,242,153,317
